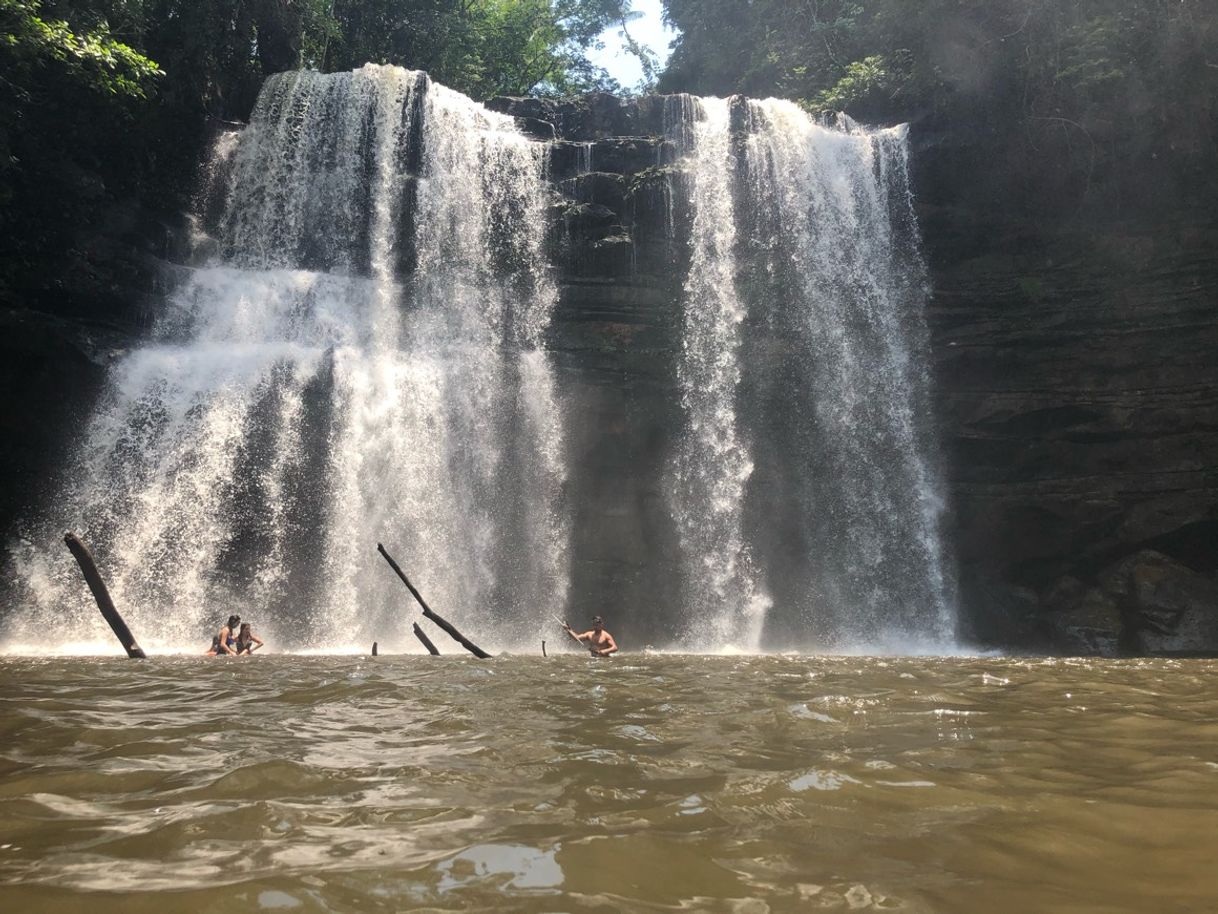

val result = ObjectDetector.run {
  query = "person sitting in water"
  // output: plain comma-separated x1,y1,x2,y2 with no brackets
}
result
235,622,264,655
206,614,241,656
563,615,618,656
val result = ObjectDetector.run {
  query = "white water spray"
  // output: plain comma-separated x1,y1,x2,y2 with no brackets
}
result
668,97,954,650
4,75,954,656
666,96,771,649
8,65,567,653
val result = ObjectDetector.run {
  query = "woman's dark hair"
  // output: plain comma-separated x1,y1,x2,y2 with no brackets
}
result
227,615,241,628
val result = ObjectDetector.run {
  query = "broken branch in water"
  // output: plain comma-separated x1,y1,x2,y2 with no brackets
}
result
376,543,491,659
63,531,146,659
413,622,440,656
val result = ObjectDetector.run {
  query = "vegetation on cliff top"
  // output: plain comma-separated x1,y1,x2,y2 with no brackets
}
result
659,1,1218,215
2,0,1216,311
0,0,639,308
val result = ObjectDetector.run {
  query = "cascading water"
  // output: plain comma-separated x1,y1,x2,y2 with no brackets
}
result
667,96,954,651
3,71,953,655
7,65,567,653
665,96,771,649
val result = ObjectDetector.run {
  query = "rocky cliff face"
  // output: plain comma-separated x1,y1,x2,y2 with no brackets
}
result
484,95,692,644
910,117,1218,655
488,91,1218,654
4,88,1213,654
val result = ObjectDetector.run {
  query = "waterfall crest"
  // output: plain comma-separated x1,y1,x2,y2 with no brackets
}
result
9,65,568,652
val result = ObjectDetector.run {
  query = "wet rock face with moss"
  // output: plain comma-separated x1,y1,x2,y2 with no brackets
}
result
489,95,693,639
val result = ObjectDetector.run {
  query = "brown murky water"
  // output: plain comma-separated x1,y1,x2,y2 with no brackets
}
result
1,654,1216,912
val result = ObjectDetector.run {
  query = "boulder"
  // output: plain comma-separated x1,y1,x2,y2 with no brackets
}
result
1098,550,1218,654
512,116,556,141
1040,576,1123,656
562,203,623,242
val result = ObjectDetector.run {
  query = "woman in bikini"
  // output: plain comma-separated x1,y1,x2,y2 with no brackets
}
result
235,622,264,655
206,615,241,656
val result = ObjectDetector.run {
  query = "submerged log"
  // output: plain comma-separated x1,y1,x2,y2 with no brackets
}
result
413,622,440,655
63,531,146,659
377,543,491,659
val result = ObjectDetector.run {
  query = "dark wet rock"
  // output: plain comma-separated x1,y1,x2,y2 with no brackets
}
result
549,141,594,181
512,116,556,142
485,95,556,124
1061,588,1123,656
1039,574,1123,655
558,172,628,214
1094,551,1218,655
585,138,670,175
955,574,1048,649
0,310,119,551
563,203,623,242
564,233,635,280
489,93,668,141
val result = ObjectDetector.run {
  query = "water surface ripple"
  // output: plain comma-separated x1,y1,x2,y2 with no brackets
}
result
1,656,1215,912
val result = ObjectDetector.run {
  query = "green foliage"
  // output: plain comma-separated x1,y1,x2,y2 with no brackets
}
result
321,0,633,98
1,0,162,99
0,0,163,298
811,53,908,113
656,0,1218,220
1,0,643,308
660,0,1217,122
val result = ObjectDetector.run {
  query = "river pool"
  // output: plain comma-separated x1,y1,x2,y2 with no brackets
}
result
1,654,1215,912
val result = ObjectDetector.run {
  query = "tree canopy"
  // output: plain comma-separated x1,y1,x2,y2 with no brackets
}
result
658,0,1218,215
659,0,1217,124
6,0,1216,309
322,0,642,97
0,0,645,307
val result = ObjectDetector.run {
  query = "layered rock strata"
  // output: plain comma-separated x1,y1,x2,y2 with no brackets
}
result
491,92,1218,654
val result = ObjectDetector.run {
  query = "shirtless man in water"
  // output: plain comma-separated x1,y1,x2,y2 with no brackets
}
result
563,616,618,656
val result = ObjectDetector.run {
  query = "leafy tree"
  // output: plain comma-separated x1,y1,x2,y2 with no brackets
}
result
658,0,1218,213
1,0,648,309
321,0,637,98
0,0,161,300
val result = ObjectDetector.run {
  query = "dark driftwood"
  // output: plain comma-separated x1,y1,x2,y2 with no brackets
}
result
377,543,491,659
372,641,378,657
413,622,440,655
63,531,146,659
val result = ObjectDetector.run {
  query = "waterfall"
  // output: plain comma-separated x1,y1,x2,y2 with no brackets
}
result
665,96,771,649
4,71,954,655
8,65,567,652
668,97,954,651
